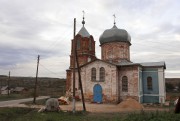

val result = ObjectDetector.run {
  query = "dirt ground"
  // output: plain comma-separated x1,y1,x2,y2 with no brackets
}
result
4,100,170,113
59,101,169,113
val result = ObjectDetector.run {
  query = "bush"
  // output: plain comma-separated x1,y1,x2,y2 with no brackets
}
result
166,83,174,92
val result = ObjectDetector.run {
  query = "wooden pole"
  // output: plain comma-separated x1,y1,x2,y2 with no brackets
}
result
33,55,40,104
8,71,10,96
72,18,76,113
75,44,86,111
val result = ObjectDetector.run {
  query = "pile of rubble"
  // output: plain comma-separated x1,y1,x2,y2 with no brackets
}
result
58,96,70,105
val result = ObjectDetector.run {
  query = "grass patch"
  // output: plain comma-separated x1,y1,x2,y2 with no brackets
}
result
126,110,180,121
0,94,32,101
0,107,34,121
0,107,180,121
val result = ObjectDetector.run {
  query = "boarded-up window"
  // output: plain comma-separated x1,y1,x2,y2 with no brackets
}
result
122,76,128,92
147,76,152,90
91,68,96,81
99,67,105,81
89,39,92,50
77,39,80,49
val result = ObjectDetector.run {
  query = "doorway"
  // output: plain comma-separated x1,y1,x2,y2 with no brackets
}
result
93,84,102,103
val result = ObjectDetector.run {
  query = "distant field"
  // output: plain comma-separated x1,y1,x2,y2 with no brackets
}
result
0,107,180,121
0,77,66,99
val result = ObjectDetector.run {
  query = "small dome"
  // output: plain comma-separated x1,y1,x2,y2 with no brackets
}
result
99,25,131,45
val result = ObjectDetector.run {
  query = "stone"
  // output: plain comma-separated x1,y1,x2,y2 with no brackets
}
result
45,98,60,111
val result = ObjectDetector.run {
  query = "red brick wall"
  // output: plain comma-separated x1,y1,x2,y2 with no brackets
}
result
70,35,96,68
101,42,130,63
66,70,71,91
66,34,96,91
118,65,139,102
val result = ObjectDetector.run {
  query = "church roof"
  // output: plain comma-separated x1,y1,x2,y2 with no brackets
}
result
116,60,140,66
115,60,166,69
79,59,116,68
140,61,166,69
79,58,166,70
77,26,90,37
99,25,131,45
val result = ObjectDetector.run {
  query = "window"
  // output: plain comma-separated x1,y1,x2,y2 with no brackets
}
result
147,76,152,90
99,67,105,81
122,76,128,92
89,39,92,50
77,39,80,49
91,68,96,81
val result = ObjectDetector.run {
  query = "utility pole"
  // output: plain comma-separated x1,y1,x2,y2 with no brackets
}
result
8,71,10,96
33,55,40,104
75,42,86,111
72,18,76,113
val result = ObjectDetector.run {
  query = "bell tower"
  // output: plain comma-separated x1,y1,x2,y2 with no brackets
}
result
69,11,96,68
66,12,96,90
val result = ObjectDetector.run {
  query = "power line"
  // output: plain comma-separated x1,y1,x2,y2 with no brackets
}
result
39,63,61,77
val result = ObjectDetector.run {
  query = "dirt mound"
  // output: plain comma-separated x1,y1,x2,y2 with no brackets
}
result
118,98,143,110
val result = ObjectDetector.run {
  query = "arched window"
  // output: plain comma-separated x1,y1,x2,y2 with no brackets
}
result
77,39,80,49
147,76,152,90
122,76,128,92
91,68,96,81
99,67,105,81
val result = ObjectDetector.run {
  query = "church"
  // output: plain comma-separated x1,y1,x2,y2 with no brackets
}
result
66,15,166,104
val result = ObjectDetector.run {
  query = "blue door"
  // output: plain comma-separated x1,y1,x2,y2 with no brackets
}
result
93,84,102,103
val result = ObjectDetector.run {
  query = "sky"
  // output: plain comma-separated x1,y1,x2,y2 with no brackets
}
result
0,0,180,78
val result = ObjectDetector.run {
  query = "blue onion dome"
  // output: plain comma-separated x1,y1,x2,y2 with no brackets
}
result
99,25,131,45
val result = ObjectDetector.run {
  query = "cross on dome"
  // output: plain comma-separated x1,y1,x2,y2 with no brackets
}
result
113,14,116,25
82,10,85,26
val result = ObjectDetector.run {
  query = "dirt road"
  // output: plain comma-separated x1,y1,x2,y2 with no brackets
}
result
0,96,49,107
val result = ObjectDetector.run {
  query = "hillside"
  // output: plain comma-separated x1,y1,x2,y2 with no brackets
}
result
0,76,66,97
165,78,180,85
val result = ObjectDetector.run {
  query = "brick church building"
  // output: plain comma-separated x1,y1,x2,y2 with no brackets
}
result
66,16,166,104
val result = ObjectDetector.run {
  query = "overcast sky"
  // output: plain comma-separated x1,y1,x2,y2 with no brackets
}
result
0,0,180,78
